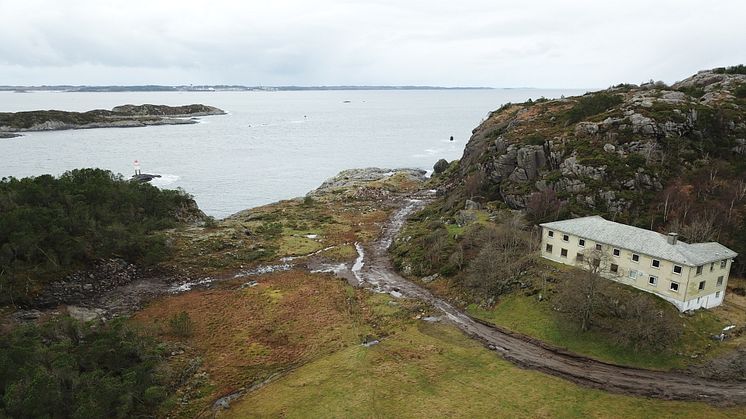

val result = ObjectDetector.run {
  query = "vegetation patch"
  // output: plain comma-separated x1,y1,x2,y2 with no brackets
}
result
0,169,199,305
565,92,623,124
0,317,170,418
713,64,746,75
228,321,738,418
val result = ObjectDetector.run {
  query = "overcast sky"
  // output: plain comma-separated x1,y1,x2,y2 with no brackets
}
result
1,0,744,87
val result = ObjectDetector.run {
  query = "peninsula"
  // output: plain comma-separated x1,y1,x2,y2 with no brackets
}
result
0,103,225,137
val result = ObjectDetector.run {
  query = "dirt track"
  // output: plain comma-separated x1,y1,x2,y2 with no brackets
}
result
358,197,746,406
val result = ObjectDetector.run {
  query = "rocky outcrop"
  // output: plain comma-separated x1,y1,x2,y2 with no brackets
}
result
309,168,427,197
34,259,140,307
445,67,746,218
433,159,449,174
0,104,225,135
111,104,225,117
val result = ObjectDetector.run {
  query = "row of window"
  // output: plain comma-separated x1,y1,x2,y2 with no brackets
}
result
546,230,729,275
545,243,726,293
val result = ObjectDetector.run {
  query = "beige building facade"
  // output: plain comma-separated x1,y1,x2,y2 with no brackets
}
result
540,216,737,311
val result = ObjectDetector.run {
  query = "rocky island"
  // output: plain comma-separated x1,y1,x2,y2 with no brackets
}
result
0,103,225,137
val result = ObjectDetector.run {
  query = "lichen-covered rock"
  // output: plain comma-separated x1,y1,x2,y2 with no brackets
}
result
439,66,746,222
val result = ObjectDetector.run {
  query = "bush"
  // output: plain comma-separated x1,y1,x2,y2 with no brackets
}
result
202,216,218,228
733,83,746,99
0,317,167,417
566,93,623,124
0,169,198,304
525,189,566,224
713,65,746,75
463,223,534,298
554,264,682,350
605,294,682,351
256,221,283,239
169,311,195,338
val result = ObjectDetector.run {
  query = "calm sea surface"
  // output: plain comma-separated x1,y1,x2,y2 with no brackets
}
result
0,89,585,218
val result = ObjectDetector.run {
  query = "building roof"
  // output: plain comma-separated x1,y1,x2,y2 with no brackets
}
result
540,216,738,267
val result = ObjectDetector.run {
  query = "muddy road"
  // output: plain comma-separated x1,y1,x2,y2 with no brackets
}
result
356,198,746,405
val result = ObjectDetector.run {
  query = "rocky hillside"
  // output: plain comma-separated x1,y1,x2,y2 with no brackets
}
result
437,66,746,270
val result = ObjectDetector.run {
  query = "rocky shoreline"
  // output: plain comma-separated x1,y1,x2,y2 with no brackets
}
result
10,167,426,321
0,103,225,137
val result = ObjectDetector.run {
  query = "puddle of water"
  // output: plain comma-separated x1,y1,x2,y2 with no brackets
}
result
352,242,365,282
361,339,380,347
233,263,293,278
310,263,348,274
280,245,337,263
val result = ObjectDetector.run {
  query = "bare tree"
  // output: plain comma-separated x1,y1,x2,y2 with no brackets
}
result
554,248,617,332
727,179,746,223
465,223,533,297
448,243,464,272
525,188,564,224
464,170,486,199
608,294,682,351
668,213,719,243
423,229,449,269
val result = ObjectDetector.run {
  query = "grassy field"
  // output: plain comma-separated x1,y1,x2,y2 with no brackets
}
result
227,321,742,419
466,291,734,370
128,171,745,417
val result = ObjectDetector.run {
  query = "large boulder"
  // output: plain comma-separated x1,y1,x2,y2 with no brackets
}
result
433,159,449,174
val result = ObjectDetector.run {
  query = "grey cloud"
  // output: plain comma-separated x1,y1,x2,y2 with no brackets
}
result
0,0,744,86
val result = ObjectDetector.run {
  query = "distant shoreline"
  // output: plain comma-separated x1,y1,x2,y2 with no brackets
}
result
0,104,225,137
0,85,494,93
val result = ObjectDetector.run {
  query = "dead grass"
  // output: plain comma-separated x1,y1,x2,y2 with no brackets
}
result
132,270,361,415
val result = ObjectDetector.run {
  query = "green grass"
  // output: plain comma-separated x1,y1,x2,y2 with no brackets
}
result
278,235,324,256
227,321,738,418
467,293,725,370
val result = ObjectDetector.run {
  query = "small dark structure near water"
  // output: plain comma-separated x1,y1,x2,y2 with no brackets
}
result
130,160,160,183
131,173,161,183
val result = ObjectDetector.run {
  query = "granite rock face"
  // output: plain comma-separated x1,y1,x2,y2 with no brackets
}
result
442,68,746,217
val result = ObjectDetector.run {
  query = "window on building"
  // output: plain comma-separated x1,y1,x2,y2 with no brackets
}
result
610,263,619,273
578,238,585,247
576,253,584,262
716,291,721,298
698,280,706,291
595,244,602,251
649,276,657,286
612,248,620,257
628,269,637,279
670,282,679,292
651,259,660,269
560,248,568,258
696,266,703,276
562,234,569,242
673,265,682,275
717,276,724,286
710,262,714,272
720,259,727,269
548,230,554,238
632,254,640,263
545,244,553,253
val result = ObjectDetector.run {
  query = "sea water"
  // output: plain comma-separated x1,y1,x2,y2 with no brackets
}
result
0,89,585,217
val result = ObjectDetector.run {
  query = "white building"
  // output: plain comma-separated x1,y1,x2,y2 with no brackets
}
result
540,216,737,311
